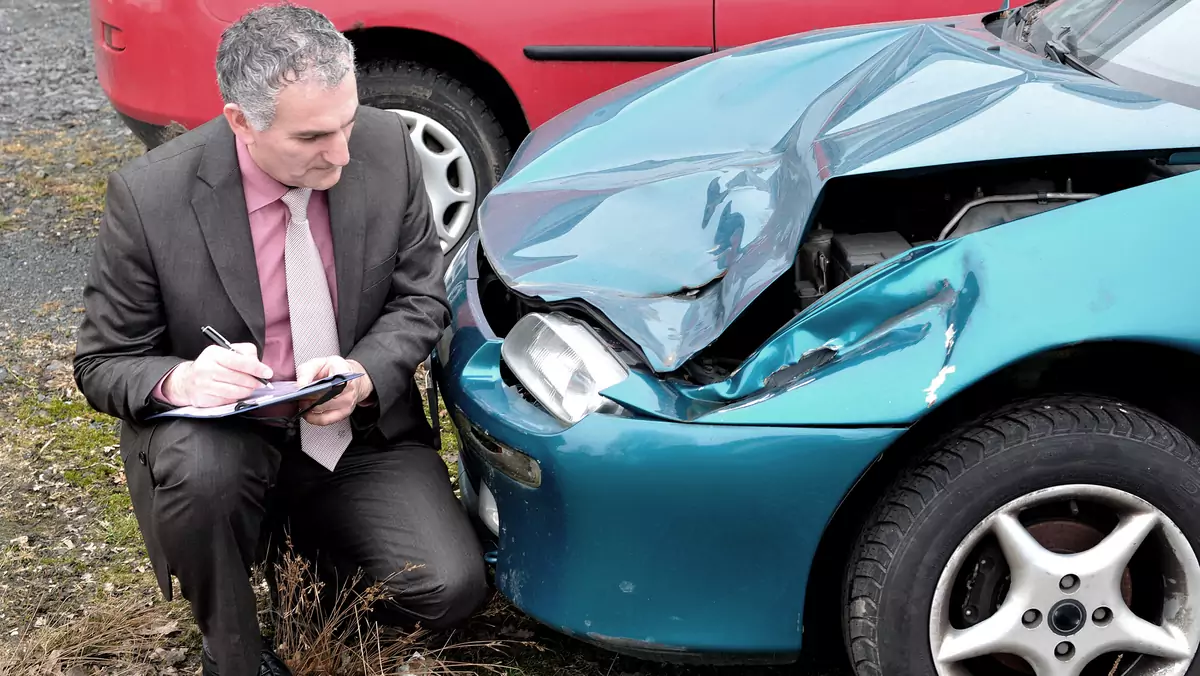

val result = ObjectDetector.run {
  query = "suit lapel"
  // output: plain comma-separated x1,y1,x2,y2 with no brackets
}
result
328,154,365,354
190,122,266,348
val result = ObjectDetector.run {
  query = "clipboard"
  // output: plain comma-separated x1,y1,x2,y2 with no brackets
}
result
147,373,363,420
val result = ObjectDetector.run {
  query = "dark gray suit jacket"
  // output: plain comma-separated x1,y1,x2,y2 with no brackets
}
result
73,106,451,597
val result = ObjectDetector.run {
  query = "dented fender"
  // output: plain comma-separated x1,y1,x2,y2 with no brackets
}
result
602,168,1200,426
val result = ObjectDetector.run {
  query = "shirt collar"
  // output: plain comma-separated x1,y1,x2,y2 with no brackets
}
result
235,137,288,214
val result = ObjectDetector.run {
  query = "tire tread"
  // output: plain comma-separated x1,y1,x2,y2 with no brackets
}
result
359,59,512,159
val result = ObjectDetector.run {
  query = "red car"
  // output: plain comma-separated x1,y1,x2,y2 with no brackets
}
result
89,0,1005,262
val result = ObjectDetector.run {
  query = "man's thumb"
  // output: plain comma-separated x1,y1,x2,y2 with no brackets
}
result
296,359,321,386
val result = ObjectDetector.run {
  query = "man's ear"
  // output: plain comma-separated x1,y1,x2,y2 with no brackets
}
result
222,103,254,142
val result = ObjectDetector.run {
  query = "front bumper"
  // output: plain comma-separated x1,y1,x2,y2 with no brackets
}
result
436,236,903,661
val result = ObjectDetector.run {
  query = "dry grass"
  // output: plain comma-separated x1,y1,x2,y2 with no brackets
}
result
0,537,522,676
0,330,519,676
0,594,193,676
265,539,515,676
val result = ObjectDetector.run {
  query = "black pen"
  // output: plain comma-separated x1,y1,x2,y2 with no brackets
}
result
200,325,273,389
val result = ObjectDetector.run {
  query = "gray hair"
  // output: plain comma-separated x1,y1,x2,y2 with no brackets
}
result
215,3,356,130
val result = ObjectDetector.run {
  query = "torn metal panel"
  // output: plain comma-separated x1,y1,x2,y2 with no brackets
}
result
678,167,1200,426
477,17,1200,373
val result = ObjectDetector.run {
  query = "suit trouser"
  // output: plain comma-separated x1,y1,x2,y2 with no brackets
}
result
143,417,488,676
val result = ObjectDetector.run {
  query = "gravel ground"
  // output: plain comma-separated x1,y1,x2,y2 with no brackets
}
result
0,0,110,130
0,0,141,336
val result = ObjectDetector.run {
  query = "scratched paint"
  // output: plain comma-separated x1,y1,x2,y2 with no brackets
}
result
924,366,957,407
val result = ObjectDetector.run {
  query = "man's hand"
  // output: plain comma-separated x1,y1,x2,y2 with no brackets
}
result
295,356,374,426
162,344,273,407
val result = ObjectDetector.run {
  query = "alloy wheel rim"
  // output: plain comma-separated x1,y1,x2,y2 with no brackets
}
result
388,109,477,253
929,484,1200,676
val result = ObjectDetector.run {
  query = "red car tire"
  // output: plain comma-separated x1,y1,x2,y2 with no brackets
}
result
357,60,512,264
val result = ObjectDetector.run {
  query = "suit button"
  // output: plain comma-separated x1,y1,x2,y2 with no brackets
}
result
138,451,147,465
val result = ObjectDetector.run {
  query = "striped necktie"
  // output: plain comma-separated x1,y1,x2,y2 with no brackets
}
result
281,187,351,471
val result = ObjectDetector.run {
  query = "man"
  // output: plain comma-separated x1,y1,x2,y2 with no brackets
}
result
72,5,487,675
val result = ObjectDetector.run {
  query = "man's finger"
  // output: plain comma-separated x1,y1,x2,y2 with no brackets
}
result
210,368,268,391
326,356,351,375
308,388,351,415
210,348,272,379
305,385,355,417
304,404,351,426
295,358,329,387
197,381,257,404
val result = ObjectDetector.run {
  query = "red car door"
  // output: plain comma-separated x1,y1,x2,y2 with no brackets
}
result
509,0,716,128
716,0,1005,48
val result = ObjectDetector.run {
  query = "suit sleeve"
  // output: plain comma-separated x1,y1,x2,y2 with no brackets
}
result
347,113,452,423
73,170,184,422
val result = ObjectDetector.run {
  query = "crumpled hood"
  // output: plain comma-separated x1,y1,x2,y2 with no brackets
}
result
477,18,1200,372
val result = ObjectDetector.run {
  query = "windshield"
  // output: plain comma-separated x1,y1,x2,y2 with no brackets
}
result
1022,0,1200,108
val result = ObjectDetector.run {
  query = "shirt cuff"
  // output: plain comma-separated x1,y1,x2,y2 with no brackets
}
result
152,364,183,407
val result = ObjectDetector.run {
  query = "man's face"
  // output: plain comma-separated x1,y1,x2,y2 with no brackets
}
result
227,71,359,190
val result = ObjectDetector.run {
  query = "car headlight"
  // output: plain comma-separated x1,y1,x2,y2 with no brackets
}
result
500,312,629,425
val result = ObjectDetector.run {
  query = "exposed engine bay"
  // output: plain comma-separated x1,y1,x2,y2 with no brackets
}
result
476,151,1198,386
792,181,1097,310
678,151,1199,384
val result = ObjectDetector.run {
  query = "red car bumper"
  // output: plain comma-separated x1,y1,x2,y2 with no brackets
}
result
90,0,228,139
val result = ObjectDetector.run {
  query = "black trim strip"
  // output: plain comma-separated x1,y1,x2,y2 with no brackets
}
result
523,45,712,62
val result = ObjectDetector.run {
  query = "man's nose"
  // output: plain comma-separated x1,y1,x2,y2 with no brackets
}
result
325,131,351,167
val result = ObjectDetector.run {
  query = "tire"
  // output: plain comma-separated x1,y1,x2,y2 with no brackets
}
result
843,395,1200,676
356,61,513,268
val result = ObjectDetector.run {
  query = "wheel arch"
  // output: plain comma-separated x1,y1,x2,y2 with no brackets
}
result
799,337,1200,660
343,26,530,150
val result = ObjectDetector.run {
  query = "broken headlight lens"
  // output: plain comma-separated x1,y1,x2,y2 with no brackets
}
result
500,312,629,425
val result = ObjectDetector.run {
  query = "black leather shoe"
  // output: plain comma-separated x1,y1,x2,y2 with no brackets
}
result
258,648,291,676
201,638,292,676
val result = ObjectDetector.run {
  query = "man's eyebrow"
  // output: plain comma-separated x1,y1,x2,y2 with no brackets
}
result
294,111,357,138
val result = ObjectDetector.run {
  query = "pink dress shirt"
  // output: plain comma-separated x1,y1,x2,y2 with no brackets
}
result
153,138,338,404
235,138,339,382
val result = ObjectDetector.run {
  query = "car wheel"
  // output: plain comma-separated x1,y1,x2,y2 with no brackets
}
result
356,61,513,266
844,395,1200,676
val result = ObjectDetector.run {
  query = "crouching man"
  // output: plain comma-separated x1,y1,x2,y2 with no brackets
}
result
73,5,487,675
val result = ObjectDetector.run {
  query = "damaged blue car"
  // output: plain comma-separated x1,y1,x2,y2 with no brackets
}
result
433,0,1200,674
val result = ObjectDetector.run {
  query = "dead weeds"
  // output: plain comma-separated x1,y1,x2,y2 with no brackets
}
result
265,539,516,676
0,594,195,676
